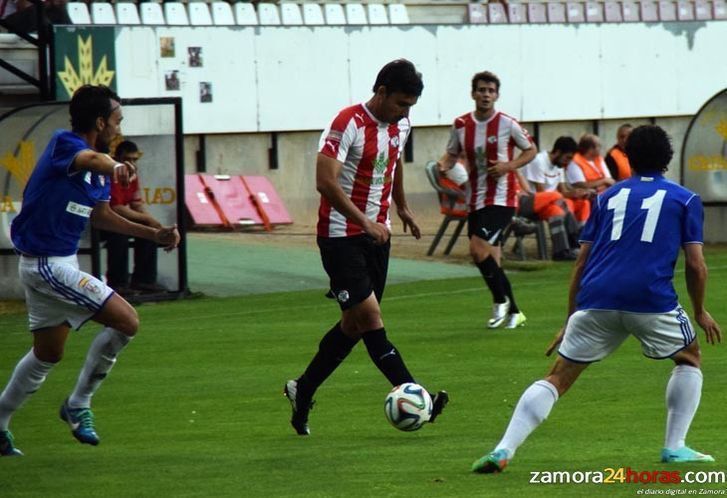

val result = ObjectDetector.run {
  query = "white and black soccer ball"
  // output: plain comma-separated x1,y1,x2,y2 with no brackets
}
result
384,383,433,432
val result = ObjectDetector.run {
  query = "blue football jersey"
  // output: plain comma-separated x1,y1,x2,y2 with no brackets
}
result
577,174,703,313
11,130,111,257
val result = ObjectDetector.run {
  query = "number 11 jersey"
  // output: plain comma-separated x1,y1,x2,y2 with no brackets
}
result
577,174,704,313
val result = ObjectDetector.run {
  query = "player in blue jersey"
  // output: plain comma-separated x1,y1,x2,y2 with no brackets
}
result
0,85,180,456
471,125,722,473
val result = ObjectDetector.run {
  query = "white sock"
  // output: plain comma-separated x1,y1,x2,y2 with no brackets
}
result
495,380,559,458
664,365,702,450
68,328,132,409
0,350,55,431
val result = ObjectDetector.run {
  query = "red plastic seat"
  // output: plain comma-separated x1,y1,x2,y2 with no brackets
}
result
527,3,547,22
658,0,677,20
547,2,567,22
566,2,586,22
468,3,488,23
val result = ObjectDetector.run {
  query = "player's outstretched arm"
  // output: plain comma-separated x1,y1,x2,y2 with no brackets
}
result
392,159,420,240
73,150,136,187
316,153,388,244
112,203,163,229
91,202,180,251
684,243,722,345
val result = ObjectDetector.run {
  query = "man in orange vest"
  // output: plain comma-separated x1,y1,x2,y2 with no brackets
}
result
566,134,615,194
605,124,633,181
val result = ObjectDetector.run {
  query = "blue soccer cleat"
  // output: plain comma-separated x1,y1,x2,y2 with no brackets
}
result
59,399,100,446
472,449,511,473
0,430,23,456
661,446,715,463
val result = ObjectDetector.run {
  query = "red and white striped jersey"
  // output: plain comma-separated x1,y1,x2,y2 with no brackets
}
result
446,111,533,211
317,103,410,238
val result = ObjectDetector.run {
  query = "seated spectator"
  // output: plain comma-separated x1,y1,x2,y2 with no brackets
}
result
518,137,593,261
1,0,70,33
605,123,633,181
103,141,166,295
566,133,615,193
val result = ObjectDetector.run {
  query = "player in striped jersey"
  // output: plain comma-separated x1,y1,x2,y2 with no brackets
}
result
436,71,537,330
284,60,448,436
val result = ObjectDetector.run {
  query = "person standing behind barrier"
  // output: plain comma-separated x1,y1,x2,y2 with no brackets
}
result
436,70,537,330
0,85,180,457
605,123,633,181
566,133,615,194
283,60,448,437
520,136,595,259
103,140,166,295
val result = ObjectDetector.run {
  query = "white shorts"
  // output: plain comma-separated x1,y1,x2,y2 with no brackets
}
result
559,307,696,363
19,255,114,331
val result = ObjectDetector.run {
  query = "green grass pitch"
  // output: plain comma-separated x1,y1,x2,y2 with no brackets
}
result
1,248,726,497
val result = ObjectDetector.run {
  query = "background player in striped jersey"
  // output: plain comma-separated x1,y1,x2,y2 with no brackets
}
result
436,71,537,329
0,85,180,456
472,125,722,473
284,60,448,436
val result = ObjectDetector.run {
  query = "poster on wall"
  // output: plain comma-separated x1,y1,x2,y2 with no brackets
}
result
160,36,175,57
53,26,117,100
200,82,212,103
682,88,727,204
188,47,203,67
165,70,180,91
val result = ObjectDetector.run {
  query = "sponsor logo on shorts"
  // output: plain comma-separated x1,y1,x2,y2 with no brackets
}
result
66,201,92,218
337,290,350,303
78,277,102,295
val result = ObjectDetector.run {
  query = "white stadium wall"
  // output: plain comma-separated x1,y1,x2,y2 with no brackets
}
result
114,22,727,133
104,22,727,241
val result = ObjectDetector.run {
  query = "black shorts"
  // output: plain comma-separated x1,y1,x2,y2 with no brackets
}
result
467,206,516,244
317,234,390,310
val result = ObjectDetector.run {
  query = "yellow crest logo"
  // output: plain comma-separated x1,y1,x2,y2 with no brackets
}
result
0,140,35,189
57,35,115,97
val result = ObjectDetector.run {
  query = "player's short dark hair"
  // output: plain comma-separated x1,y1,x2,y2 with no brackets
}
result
70,85,121,132
577,133,600,154
625,125,673,174
471,71,500,92
552,136,577,154
372,59,423,97
115,140,139,158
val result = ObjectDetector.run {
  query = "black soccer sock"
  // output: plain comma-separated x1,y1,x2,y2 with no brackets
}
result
362,328,415,387
299,322,358,395
499,269,520,314
476,256,507,303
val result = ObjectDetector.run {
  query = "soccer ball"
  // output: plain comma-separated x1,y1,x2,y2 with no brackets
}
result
384,383,433,432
